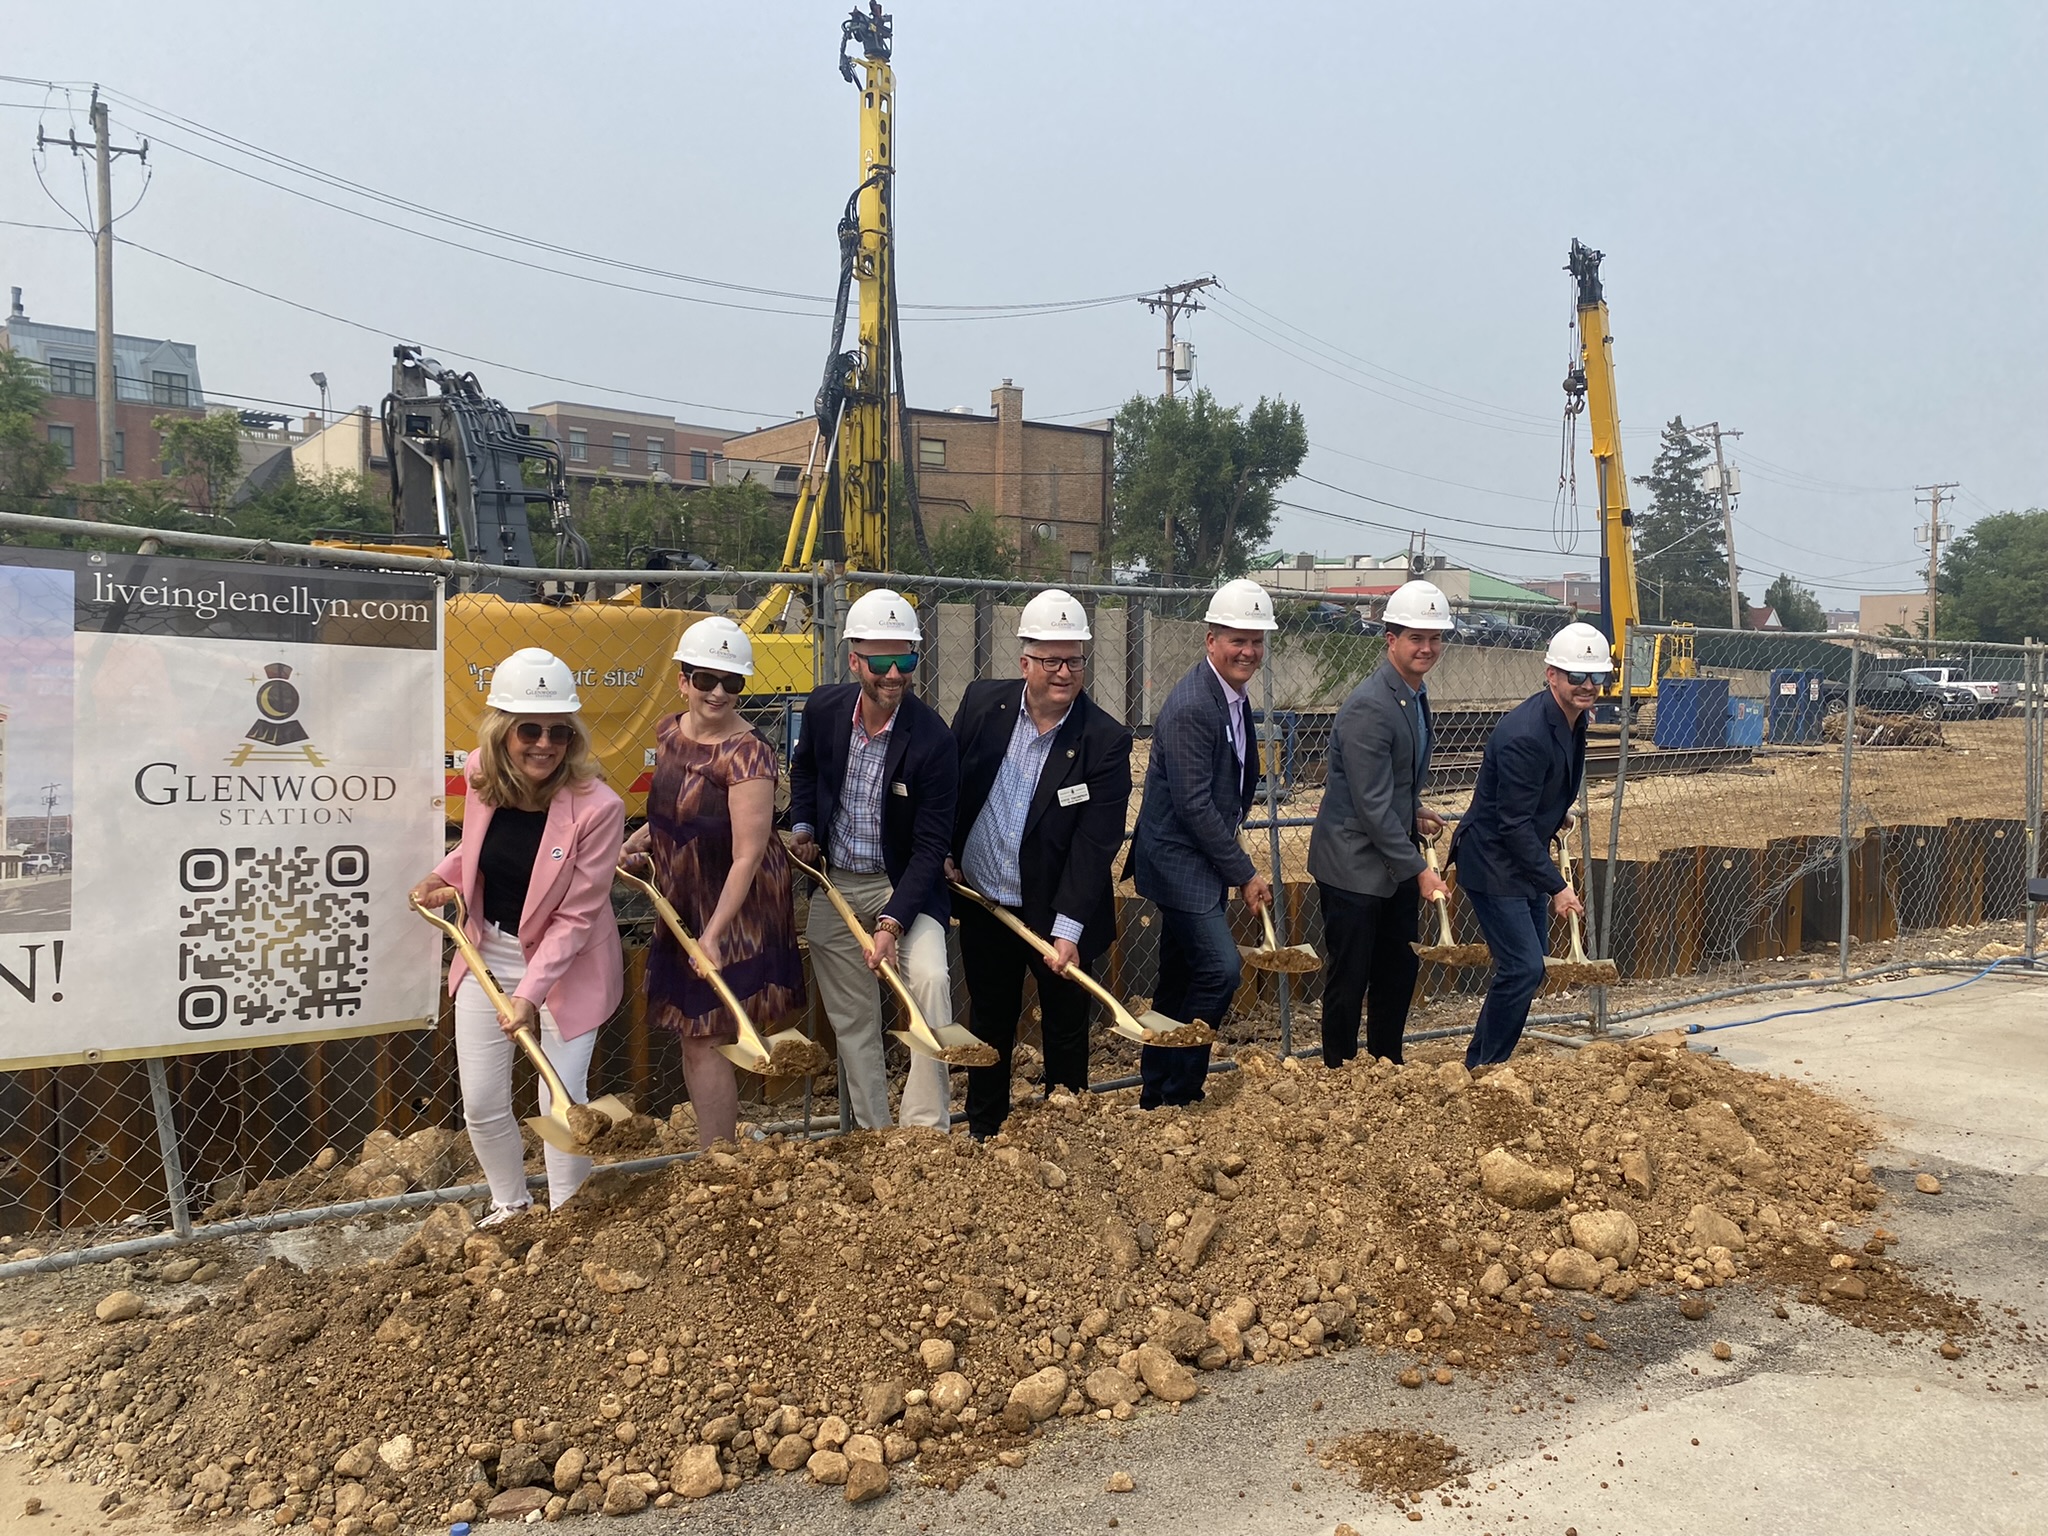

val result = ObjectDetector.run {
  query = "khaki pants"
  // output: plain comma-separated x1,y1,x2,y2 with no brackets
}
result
805,869,953,1130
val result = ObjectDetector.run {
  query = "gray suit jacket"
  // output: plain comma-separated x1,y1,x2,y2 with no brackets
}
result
1307,660,1430,897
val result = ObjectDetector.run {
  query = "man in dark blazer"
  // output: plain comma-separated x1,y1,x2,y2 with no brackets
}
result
1449,621,1607,1069
1306,580,1454,1067
790,588,958,1130
1129,578,1276,1108
947,590,1132,1137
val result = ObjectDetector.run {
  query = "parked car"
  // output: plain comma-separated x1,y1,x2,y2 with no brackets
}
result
1905,666,2015,718
1819,669,1977,721
1452,611,1541,649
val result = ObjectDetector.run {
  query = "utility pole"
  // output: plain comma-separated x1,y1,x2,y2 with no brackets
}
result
1915,482,1958,644
1137,276,1216,582
39,90,148,496
1689,422,1744,629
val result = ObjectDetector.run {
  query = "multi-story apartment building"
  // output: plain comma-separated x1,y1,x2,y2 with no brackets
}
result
524,402,730,489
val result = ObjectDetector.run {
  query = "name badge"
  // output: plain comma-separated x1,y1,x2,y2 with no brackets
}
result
890,781,910,797
1057,783,1090,807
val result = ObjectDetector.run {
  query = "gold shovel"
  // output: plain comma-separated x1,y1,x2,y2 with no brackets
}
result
787,851,999,1068
1411,839,1491,967
948,880,1215,1048
408,893,632,1154
1543,840,1619,987
1240,897,1323,974
612,865,828,1077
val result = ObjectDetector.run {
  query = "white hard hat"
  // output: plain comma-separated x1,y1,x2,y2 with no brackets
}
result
1544,621,1614,673
1383,579,1455,631
674,616,756,676
486,647,581,713
1204,577,1278,632
843,588,922,643
1017,588,1092,641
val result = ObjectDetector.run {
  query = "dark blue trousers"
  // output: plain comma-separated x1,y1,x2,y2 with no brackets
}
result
1463,889,1552,1069
1140,897,1241,1108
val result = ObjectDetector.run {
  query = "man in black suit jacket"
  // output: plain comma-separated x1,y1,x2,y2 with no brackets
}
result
1449,621,1605,1069
790,589,958,1130
947,590,1132,1137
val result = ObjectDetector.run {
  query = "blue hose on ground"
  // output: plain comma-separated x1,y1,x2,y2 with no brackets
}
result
1683,956,2034,1034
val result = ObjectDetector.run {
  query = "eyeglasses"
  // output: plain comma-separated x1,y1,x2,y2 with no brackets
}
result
514,721,575,746
1560,670,1603,688
689,670,747,695
1023,653,1089,674
857,651,920,676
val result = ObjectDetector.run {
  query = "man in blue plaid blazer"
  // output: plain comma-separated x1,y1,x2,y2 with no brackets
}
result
1128,579,1276,1107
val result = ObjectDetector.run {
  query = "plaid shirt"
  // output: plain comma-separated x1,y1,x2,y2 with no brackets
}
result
826,695,895,874
961,699,1083,942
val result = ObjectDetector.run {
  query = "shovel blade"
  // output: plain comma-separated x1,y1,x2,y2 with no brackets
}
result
1240,943,1321,975
525,1111,585,1156
1132,1007,1215,1048
762,1029,829,1078
716,1042,772,1073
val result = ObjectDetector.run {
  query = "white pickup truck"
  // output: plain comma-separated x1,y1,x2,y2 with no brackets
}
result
1907,667,2016,718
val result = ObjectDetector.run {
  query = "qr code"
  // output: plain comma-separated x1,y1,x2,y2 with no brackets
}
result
176,846,371,1029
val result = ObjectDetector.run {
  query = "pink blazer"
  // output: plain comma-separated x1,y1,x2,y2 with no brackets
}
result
434,774,626,1040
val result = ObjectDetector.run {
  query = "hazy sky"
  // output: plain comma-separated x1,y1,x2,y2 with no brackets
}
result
4,1,2042,604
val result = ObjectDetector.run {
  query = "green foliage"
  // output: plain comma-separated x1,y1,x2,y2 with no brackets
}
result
155,412,243,518
234,469,390,542
922,504,1017,580
1112,388,1307,582
0,350,68,520
573,479,790,571
1939,508,2048,643
1763,572,1827,632
1631,416,1733,627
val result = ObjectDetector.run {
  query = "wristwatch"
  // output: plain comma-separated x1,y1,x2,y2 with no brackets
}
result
874,915,905,939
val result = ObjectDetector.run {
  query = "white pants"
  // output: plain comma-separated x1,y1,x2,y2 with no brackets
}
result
453,924,599,1209
804,869,953,1130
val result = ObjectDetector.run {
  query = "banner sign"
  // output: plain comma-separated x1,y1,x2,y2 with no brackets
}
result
0,548,444,1068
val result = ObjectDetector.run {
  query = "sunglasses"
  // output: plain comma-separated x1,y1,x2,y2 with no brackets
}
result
514,721,575,746
1560,670,1604,688
857,651,920,676
689,670,747,695
1023,653,1089,674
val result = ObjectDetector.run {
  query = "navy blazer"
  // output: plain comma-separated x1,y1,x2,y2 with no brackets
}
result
952,680,1133,963
789,682,957,928
1449,687,1586,898
1130,660,1259,913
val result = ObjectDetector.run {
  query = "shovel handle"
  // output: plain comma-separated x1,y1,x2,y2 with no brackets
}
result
1422,840,1458,945
789,850,943,1052
1551,838,1593,964
613,866,774,1065
1259,902,1281,952
409,892,574,1106
947,879,1142,1032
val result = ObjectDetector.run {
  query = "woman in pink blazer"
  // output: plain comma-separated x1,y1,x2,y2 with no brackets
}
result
410,648,625,1223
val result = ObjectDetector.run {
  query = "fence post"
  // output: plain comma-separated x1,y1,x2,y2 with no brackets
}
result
1259,645,1291,1057
2028,639,2041,965
1577,775,1604,1034
1836,639,1862,981
1600,624,1636,965
145,1056,193,1241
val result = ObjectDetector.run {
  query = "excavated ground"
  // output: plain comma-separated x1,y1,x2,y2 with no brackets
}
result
0,1031,1980,1530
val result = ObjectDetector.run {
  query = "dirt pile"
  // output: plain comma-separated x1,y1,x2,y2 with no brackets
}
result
1,1034,1947,1527
1322,1427,1467,1507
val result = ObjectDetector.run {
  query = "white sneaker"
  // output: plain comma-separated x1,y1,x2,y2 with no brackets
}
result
477,1201,531,1229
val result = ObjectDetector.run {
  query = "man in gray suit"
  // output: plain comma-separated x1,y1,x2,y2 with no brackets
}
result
1306,579,1454,1066
1129,578,1276,1108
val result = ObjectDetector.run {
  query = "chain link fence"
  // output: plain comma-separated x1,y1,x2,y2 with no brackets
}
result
1,514,2042,1273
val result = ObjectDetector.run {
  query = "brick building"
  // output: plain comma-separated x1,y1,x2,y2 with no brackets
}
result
525,402,729,490
2,288,207,484
722,380,1113,583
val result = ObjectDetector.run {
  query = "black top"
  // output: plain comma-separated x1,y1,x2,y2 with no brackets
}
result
478,806,548,934
1448,689,1588,898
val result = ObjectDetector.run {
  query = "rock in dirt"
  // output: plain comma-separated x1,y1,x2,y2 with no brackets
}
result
553,1447,586,1494
1435,1061,1471,1094
376,1435,414,1473
1482,1065,1535,1104
1544,1247,1603,1291
1135,1343,1198,1403
1179,1208,1221,1268
844,1459,890,1504
1679,1296,1712,1321
484,1487,550,1521
1478,1261,1511,1298
1687,1204,1746,1250
1085,1368,1143,1407
1147,1307,1210,1360
414,1203,474,1266
768,1435,811,1472
673,1445,722,1500
1479,1148,1573,1210
807,1449,850,1486
1915,1173,1942,1195
1106,1471,1135,1493
333,1438,379,1481
917,1337,955,1374
601,1477,649,1516
1826,1274,1869,1301
1711,1341,1734,1361
928,1372,971,1415
1570,1210,1640,1267
94,1290,146,1324
1008,1366,1069,1423
1618,1148,1655,1196
861,1379,906,1427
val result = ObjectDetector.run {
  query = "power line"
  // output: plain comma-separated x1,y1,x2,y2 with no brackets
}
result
1309,439,1558,505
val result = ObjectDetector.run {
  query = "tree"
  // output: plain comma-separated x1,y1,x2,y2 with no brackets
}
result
1631,416,1733,628
572,478,790,572
234,468,390,543
0,350,69,522
1111,388,1307,583
1939,508,2048,643
155,411,243,520
1763,572,1827,632
921,504,1016,580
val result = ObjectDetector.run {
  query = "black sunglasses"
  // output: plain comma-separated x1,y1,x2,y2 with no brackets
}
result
857,651,920,676
689,670,747,695
1560,670,1603,688
514,721,575,746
